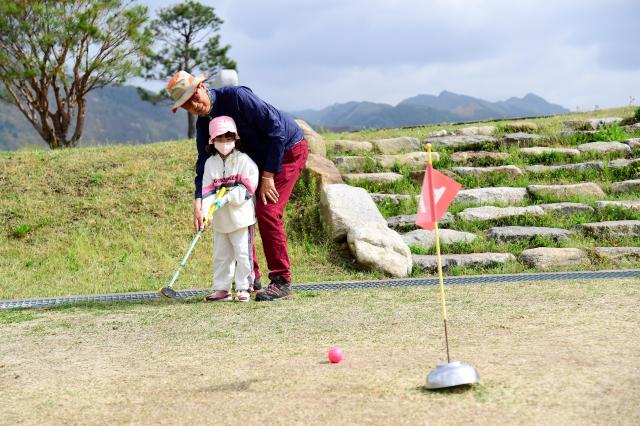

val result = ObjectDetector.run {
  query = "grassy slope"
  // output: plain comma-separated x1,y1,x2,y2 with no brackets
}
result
1,106,639,300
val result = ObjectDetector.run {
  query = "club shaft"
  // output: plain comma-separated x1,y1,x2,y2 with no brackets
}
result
166,230,203,289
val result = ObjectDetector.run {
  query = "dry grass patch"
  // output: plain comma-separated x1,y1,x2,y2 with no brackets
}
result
1,279,639,425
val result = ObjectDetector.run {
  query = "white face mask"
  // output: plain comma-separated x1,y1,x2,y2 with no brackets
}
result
214,141,235,156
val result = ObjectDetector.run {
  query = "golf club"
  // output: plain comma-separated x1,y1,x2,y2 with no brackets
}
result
159,187,227,299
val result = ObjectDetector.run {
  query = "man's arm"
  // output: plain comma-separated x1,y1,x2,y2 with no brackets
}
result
193,117,209,231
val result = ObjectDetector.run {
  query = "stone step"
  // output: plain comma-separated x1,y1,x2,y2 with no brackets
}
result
537,202,594,216
458,205,544,222
527,182,605,199
625,138,640,150
611,179,640,194
449,151,510,164
520,247,589,270
502,132,546,147
519,147,580,157
579,220,640,238
334,152,440,174
594,247,640,263
451,165,524,178
608,158,640,169
577,141,631,155
402,229,477,249
343,172,404,184
455,187,528,204
370,193,416,204
595,200,640,212
525,161,604,173
423,135,498,150
370,137,420,155
327,139,373,154
386,213,454,231
486,226,572,242
456,125,496,136
412,252,516,272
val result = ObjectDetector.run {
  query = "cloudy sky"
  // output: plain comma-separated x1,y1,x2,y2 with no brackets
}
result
138,0,640,112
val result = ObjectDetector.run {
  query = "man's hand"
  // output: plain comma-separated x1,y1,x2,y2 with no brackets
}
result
193,198,205,232
259,173,279,205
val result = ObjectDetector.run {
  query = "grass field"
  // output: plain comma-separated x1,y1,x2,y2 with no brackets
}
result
1,279,639,425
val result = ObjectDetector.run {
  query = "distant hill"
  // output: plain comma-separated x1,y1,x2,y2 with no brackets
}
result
293,91,569,131
0,86,569,150
0,85,186,150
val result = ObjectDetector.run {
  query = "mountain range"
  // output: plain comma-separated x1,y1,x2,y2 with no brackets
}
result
0,86,568,150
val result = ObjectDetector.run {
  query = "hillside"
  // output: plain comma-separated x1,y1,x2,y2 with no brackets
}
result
1,106,638,300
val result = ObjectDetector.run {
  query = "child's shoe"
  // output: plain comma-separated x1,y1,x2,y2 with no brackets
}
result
235,290,251,302
205,290,232,302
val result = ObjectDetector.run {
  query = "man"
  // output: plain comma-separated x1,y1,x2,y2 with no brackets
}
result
166,70,308,301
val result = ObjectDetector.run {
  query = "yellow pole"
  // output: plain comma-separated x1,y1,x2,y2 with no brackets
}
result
427,143,451,363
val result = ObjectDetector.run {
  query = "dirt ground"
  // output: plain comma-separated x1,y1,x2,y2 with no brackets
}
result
1,279,639,425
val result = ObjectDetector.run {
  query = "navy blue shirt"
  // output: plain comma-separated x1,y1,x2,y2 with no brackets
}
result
194,86,303,199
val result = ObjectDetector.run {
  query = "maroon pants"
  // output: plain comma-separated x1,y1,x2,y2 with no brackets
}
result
252,140,308,283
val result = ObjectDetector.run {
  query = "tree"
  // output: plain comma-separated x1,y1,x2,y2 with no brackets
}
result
0,0,151,149
143,0,236,139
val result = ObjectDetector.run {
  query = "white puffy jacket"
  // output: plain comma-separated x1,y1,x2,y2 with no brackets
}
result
201,150,259,233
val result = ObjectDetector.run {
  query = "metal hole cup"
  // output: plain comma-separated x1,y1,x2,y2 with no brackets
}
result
425,361,479,389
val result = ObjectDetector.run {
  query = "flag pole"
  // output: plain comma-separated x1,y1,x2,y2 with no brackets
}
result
426,143,451,363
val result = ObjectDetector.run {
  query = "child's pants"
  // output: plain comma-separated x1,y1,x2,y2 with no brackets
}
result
213,226,255,292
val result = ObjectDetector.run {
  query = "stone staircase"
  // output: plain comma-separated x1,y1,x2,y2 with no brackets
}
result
301,116,640,276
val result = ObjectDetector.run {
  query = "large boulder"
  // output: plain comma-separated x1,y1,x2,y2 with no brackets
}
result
527,182,605,199
577,141,631,155
320,184,387,241
520,247,589,270
305,153,343,186
455,187,528,204
327,139,374,154
413,253,515,272
295,119,327,157
486,226,572,243
347,222,412,277
401,229,477,249
370,137,420,154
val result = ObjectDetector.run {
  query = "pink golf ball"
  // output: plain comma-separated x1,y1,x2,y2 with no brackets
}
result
328,346,344,363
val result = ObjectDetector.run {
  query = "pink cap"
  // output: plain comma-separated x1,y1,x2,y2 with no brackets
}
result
209,115,239,141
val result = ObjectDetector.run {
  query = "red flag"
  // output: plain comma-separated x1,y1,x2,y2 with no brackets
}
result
416,164,461,230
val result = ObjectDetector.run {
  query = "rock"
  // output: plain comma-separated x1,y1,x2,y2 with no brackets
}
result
304,153,344,186
595,200,640,213
525,161,604,174
333,156,370,173
449,151,510,164
327,139,374,154
519,147,581,157
370,137,420,154
343,172,404,184
458,205,544,222
520,247,589,270
426,129,451,137
370,193,416,204
577,141,631,155
579,220,640,238
423,135,498,150
387,212,454,231
623,123,640,133
487,226,572,242
504,122,539,132
608,158,640,169
502,132,546,147
347,222,412,277
588,117,623,129
295,119,326,157
456,126,496,136
320,184,387,242
625,138,640,150
402,229,478,249
413,253,516,272
527,182,605,199
451,165,524,178
611,179,640,194
455,187,528,204
594,247,640,263
562,120,591,131
537,202,595,216
374,151,438,169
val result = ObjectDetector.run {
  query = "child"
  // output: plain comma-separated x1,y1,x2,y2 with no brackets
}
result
200,116,259,302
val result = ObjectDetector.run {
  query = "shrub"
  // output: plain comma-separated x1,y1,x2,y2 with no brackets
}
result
635,107,640,122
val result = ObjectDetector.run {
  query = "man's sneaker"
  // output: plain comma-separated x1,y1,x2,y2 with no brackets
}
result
255,276,293,302
205,290,232,302
252,276,262,292
235,290,250,302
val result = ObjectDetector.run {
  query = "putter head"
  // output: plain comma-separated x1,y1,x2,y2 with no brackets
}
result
159,286,178,299
425,361,479,389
